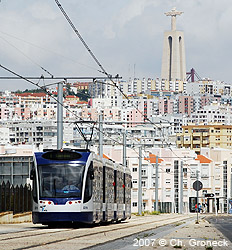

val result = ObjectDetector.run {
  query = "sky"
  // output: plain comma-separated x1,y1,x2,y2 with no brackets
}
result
0,0,231,91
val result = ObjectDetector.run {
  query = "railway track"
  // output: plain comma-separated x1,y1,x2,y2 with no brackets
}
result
0,214,193,250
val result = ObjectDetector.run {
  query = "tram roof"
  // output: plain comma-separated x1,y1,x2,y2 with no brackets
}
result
34,149,91,165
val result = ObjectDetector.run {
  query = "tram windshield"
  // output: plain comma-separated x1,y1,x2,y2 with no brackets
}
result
38,164,84,199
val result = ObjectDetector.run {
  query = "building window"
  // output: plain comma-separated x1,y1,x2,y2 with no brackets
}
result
132,168,137,172
143,202,146,209
166,179,171,184
166,168,171,173
142,169,146,176
132,202,137,207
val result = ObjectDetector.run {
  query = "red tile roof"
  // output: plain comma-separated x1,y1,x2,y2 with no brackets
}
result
103,154,110,160
66,95,77,98
16,93,46,97
195,155,212,163
144,153,163,163
77,101,88,104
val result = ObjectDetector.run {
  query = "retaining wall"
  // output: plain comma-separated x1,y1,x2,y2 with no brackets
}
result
0,211,32,224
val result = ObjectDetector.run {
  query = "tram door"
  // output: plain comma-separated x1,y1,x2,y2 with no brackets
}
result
189,197,197,212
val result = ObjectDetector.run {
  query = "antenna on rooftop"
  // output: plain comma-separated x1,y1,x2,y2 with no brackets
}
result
133,64,136,79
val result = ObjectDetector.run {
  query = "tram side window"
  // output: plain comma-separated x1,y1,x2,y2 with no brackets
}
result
103,166,106,203
84,162,93,203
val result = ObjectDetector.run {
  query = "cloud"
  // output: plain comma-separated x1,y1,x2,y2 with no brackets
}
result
103,0,160,39
0,0,232,91
26,2,58,21
117,0,155,27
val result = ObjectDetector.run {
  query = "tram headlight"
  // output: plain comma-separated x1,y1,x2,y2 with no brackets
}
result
40,200,54,205
66,200,81,205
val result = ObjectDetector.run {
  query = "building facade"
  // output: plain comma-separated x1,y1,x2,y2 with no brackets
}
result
177,125,232,154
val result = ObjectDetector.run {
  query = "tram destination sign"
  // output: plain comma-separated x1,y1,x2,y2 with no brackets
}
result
193,180,203,191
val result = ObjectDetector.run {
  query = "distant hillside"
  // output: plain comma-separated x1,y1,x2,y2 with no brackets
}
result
15,87,90,101
15,88,45,94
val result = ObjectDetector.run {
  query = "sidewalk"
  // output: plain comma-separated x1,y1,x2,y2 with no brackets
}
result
139,215,231,249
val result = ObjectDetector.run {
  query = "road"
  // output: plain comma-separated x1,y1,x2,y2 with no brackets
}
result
206,216,232,242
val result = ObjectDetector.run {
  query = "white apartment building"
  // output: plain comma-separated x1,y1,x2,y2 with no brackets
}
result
0,127,10,145
185,103,232,125
89,78,187,99
0,144,34,185
152,114,184,135
103,146,231,214
91,96,123,109
1,120,76,149
185,80,232,96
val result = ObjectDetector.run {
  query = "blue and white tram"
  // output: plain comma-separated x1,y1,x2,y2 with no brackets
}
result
30,149,131,225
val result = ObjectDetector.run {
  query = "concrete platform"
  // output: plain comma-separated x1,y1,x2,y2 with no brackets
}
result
139,215,232,249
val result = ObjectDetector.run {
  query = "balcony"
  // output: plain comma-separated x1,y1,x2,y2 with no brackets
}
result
202,132,209,136
193,140,201,144
193,132,201,136
202,140,209,144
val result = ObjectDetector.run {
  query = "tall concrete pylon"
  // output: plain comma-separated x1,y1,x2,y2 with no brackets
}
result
161,7,186,82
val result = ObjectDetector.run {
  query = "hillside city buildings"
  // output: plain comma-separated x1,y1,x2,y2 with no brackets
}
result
1,76,232,214
1,7,232,214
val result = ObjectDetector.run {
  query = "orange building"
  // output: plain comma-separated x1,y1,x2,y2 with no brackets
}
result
73,82,89,90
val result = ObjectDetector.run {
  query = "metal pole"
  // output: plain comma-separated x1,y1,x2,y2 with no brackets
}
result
179,161,183,214
213,176,217,216
230,174,232,214
98,112,103,158
11,161,13,185
155,156,159,211
138,146,142,215
196,170,199,224
123,132,127,167
214,196,218,216
57,81,63,149
231,174,232,202
227,197,229,215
